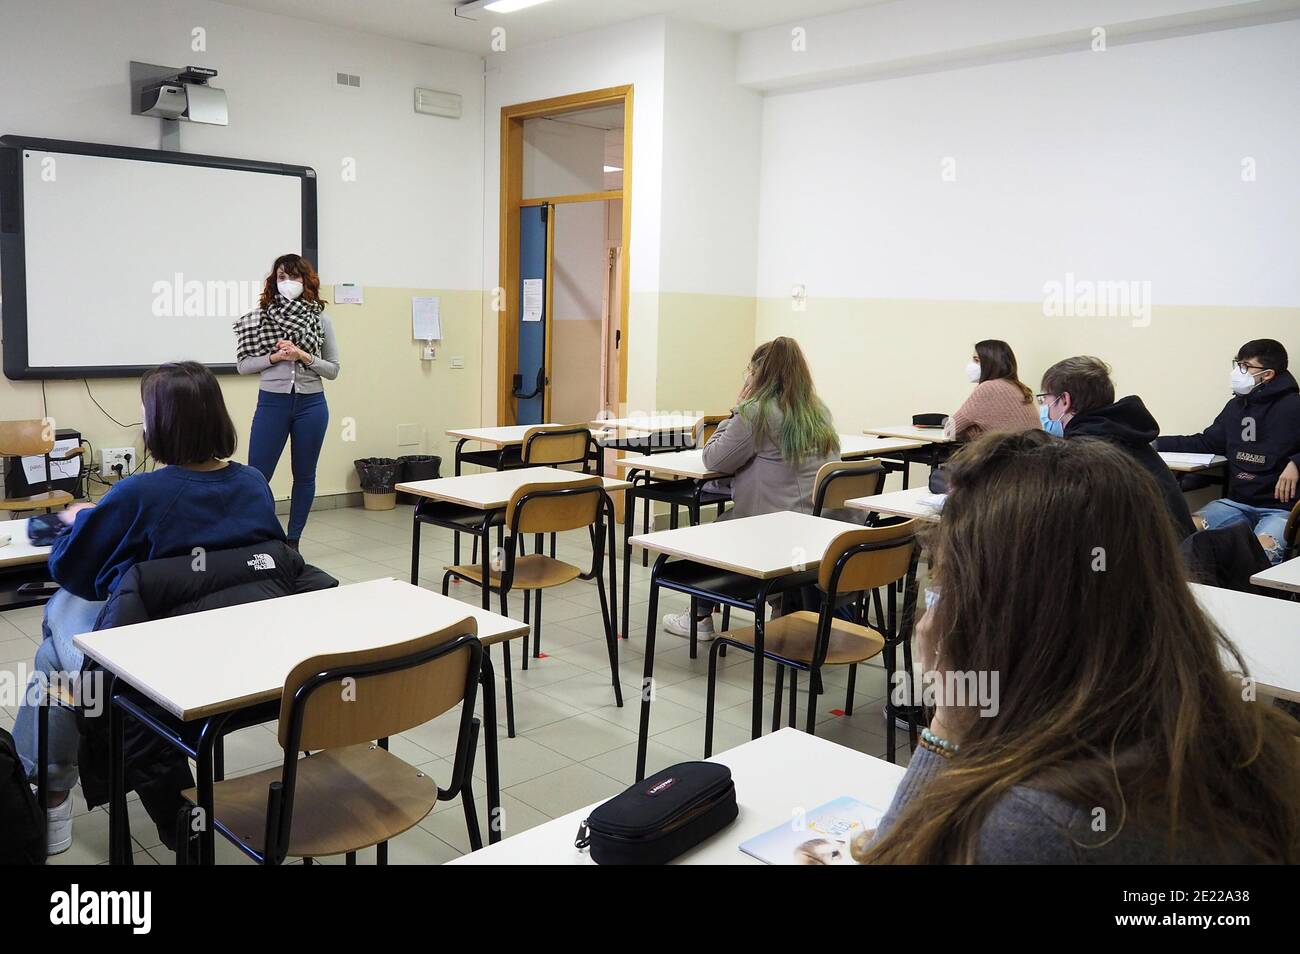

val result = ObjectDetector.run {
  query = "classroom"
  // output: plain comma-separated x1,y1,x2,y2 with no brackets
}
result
0,0,1297,890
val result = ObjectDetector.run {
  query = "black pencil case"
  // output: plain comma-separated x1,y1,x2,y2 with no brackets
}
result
575,761,737,865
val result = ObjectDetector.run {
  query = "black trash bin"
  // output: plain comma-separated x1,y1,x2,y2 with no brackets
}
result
354,457,400,511
396,455,442,505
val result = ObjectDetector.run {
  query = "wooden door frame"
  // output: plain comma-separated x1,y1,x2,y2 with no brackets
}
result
497,84,632,425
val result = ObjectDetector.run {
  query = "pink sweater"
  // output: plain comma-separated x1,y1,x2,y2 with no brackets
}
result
945,378,1040,440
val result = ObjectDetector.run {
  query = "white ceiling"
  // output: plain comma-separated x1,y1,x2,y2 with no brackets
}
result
215,0,882,55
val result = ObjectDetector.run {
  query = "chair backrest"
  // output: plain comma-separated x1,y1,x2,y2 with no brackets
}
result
813,459,887,515
0,420,54,457
818,521,917,595
278,618,479,752
693,414,728,447
523,425,593,469
506,476,604,535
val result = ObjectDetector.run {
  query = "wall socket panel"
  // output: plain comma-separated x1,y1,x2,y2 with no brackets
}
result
101,447,135,476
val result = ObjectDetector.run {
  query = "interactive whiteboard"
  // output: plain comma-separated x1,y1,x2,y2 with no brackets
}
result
0,136,316,379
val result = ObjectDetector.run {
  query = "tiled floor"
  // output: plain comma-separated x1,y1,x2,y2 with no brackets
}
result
0,502,913,865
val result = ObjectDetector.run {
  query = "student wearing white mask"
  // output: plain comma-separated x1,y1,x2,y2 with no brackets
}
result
234,254,341,547
1156,338,1300,563
943,339,1039,440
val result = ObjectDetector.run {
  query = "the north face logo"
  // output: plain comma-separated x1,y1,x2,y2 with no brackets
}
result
247,553,276,571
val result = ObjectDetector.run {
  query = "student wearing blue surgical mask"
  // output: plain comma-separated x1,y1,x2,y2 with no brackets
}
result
1156,339,1300,563
234,254,341,548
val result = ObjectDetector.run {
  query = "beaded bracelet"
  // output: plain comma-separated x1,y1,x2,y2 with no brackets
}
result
921,727,960,756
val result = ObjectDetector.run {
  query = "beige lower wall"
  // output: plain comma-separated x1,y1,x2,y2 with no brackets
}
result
653,292,756,416
757,298,1300,437
1,287,484,499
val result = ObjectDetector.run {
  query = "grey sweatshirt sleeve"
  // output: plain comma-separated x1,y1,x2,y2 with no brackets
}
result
701,410,756,475
871,746,1088,863
308,313,340,380
237,353,273,375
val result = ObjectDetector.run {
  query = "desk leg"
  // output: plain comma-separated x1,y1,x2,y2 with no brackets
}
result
479,655,502,845
635,556,667,781
750,593,767,740
108,679,128,865
410,514,422,585
194,719,219,864
621,474,639,639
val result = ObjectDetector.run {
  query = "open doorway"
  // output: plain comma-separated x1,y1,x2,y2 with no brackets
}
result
497,86,631,429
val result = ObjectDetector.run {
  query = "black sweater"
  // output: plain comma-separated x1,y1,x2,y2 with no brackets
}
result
1066,395,1196,539
1156,370,1300,511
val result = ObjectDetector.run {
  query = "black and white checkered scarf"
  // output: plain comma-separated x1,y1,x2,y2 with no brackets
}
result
234,295,323,361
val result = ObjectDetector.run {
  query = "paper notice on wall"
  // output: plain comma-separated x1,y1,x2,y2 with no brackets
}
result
334,283,364,304
522,279,544,322
411,296,442,340
22,438,80,483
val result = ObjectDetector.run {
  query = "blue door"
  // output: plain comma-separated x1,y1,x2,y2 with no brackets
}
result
514,204,548,425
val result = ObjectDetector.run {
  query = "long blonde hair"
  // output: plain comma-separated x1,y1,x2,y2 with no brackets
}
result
864,431,1300,863
739,337,839,461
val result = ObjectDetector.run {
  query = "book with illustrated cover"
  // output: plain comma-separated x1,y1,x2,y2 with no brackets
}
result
739,796,886,865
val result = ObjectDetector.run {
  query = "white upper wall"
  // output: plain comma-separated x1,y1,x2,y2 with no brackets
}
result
659,19,762,297
0,0,484,290
755,17,1300,306
737,0,1300,90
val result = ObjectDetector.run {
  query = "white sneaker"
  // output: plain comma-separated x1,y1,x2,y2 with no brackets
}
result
663,610,716,641
46,794,74,855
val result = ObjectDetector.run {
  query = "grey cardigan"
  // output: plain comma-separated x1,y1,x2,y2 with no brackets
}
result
873,747,1250,863
235,312,340,394
701,407,835,519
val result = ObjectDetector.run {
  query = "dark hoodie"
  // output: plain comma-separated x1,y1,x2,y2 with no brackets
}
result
1156,370,1300,512
1066,395,1196,539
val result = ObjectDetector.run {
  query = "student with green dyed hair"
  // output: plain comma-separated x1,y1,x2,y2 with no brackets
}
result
662,336,840,640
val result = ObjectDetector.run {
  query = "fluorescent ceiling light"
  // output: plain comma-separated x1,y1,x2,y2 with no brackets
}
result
456,0,553,17
603,165,622,173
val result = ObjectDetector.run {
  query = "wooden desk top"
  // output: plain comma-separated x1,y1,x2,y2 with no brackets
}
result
396,467,630,510
629,510,863,579
0,518,52,569
846,487,944,523
74,578,530,721
862,424,952,444
449,728,905,866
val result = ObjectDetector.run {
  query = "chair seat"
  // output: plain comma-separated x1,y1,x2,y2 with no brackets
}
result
723,611,885,667
183,744,438,860
446,554,581,592
0,490,73,512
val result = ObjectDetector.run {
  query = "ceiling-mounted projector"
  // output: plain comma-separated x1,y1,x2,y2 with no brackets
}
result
140,66,228,125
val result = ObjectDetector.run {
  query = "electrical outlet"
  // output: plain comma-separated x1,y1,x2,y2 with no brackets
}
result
450,356,465,369
101,447,134,476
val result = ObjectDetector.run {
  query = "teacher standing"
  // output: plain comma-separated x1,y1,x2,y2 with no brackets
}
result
234,253,340,548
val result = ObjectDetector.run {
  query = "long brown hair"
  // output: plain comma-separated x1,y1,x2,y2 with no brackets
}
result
865,430,1300,863
740,337,839,460
259,253,326,309
974,339,1032,403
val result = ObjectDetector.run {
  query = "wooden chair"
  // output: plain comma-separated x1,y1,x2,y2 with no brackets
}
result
704,521,920,763
442,476,620,738
1284,500,1300,561
177,621,486,865
812,459,887,518
693,414,727,447
0,421,82,513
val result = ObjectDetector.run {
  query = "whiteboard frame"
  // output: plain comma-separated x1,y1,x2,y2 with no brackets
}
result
0,135,318,380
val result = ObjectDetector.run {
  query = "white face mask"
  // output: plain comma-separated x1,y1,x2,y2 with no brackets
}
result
965,361,981,384
1231,366,1261,396
277,279,304,301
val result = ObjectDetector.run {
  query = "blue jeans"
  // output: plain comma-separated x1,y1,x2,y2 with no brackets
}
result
1197,498,1290,564
12,589,107,791
248,390,329,540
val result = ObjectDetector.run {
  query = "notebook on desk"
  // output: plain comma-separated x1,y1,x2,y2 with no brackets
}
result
740,796,886,865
